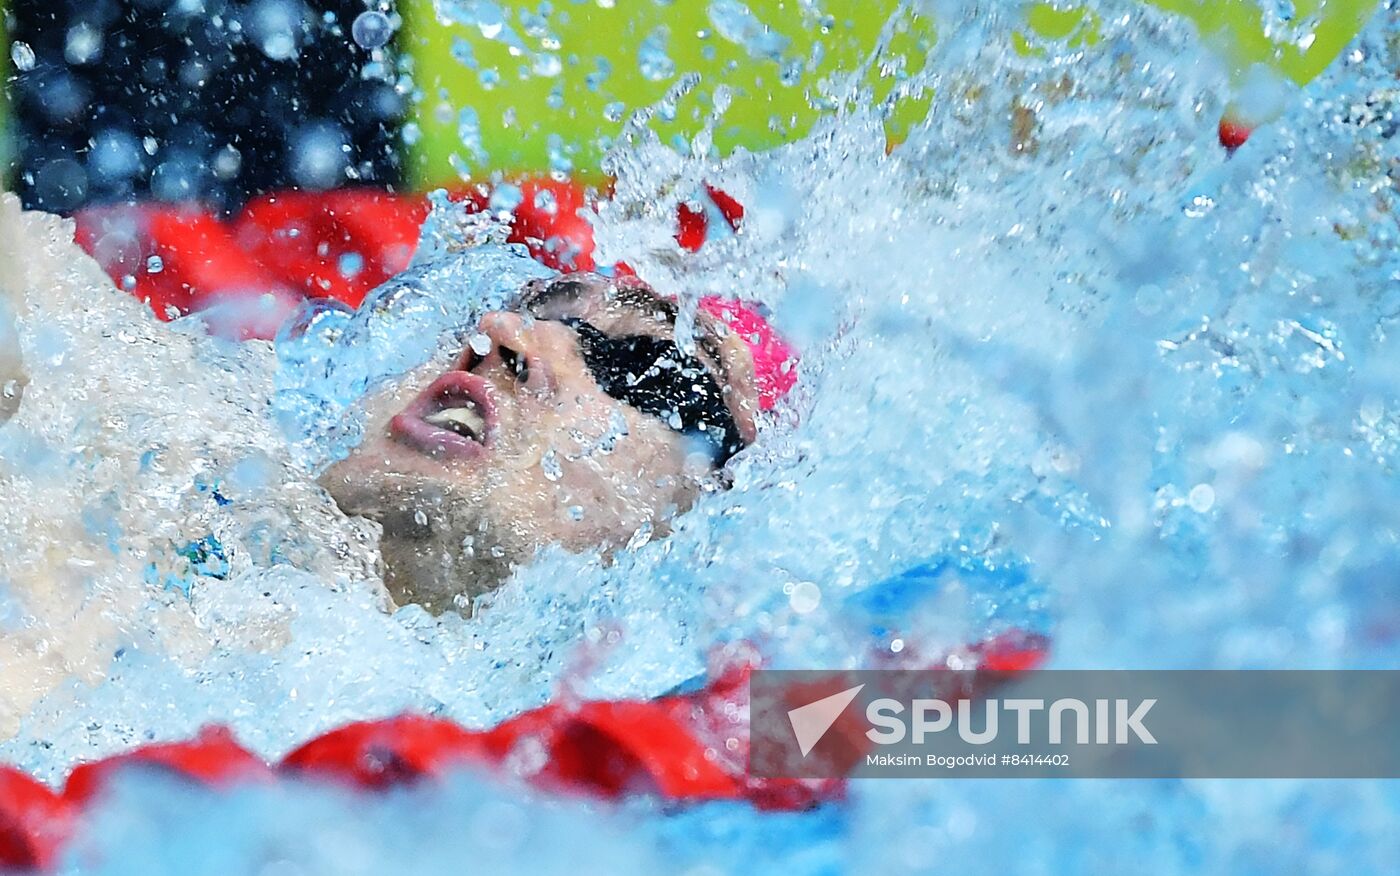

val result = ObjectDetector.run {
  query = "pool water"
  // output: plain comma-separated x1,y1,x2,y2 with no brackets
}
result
2,0,1400,872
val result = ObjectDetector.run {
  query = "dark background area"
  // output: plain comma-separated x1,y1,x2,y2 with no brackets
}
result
5,0,404,215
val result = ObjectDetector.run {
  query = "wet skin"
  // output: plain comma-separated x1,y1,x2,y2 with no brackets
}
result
321,273,763,613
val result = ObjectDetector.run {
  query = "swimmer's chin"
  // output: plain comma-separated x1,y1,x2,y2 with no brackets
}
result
375,530,521,615
317,460,526,615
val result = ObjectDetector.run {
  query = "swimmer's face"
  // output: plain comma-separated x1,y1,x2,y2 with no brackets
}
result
321,274,763,612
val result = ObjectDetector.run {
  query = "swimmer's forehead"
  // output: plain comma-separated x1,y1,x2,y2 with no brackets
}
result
520,274,726,373
521,274,669,328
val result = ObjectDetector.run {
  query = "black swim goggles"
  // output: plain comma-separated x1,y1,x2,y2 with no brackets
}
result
557,317,744,464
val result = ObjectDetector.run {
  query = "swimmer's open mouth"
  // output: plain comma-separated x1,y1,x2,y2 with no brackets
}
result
390,371,498,460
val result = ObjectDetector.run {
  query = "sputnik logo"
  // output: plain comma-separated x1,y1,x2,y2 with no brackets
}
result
787,684,865,757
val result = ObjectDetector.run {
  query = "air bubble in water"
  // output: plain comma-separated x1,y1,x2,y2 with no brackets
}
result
469,332,492,355
351,10,395,49
146,256,165,274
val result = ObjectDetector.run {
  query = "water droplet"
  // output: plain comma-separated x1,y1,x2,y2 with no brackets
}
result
547,134,572,174
541,449,563,481
532,53,562,77
625,521,653,551
597,409,629,454
638,27,676,82
566,505,585,521
213,145,242,180
64,24,103,66
414,509,429,526
713,85,733,115
251,0,301,60
449,36,477,69
88,129,143,183
488,184,523,212
457,108,486,163
1188,483,1215,513
790,581,822,613
290,122,350,189
337,252,364,278
708,0,789,62
585,57,612,91
10,42,36,72
525,189,554,219
1134,284,1163,316
351,10,395,49
1360,398,1385,427
263,33,296,60
1182,194,1216,218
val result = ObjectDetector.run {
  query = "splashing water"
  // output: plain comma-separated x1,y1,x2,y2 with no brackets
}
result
3,0,1400,871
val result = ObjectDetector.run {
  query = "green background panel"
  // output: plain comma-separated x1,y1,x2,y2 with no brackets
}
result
400,0,1378,187
399,0,928,185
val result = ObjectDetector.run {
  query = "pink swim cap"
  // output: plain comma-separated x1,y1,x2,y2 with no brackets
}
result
699,296,797,411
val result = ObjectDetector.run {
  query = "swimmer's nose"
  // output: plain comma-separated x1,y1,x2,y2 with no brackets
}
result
470,311,554,393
